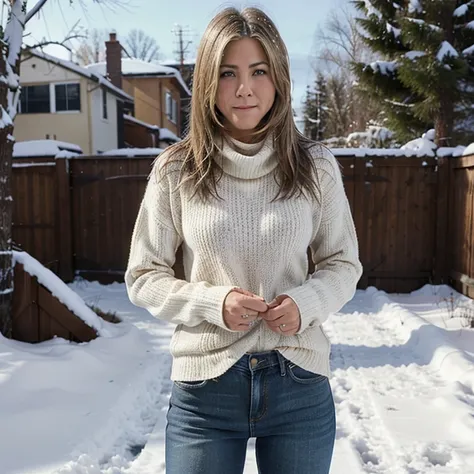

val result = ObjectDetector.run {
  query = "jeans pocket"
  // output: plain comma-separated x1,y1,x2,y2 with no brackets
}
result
287,363,327,385
174,379,209,390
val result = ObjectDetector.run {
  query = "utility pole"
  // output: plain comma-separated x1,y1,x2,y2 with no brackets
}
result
171,24,192,75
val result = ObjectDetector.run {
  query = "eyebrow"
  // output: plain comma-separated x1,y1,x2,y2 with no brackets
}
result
220,61,269,69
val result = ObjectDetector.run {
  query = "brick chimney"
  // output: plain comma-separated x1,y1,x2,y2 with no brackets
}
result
105,32,122,89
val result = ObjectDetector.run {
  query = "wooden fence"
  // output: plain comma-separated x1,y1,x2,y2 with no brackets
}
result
11,152,474,296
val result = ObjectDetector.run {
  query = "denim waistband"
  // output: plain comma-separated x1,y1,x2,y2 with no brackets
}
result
235,350,288,376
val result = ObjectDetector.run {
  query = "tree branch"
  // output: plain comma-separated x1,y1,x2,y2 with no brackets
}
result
26,0,50,24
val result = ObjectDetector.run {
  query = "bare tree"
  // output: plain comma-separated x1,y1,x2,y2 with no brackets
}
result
75,28,108,65
0,0,127,337
312,5,382,137
124,29,160,62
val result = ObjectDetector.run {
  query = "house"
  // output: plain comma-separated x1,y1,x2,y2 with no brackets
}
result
15,49,134,155
86,34,191,139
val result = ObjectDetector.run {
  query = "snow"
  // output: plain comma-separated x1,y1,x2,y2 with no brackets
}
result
423,128,436,141
102,148,164,157
86,59,191,97
363,0,382,18
405,50,426,60
463,142,474,155
1,281,474,473
453,4,469,17
468,20,474,29
13,140,83,158
158,128,180,143
437,41,460,61
27,50,134,102
438,146,467,157
12,162,56,168
12,251,111,337
408,0,422,14
5,0,26,65
331,147,434,158
0,105,13,129
401,136,438,156
386,23,401,38
123,115,180,142
462,44,474,55
368,60,397,75
124,114,159,130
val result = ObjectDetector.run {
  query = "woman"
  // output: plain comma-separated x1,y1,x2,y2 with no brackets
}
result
125,7,362,474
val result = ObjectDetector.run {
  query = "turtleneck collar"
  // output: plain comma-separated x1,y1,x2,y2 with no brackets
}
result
216,133,278,179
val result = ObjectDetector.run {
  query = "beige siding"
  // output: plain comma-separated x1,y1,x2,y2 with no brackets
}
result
15,55,92,153
90,87,119,153
123,76,181,137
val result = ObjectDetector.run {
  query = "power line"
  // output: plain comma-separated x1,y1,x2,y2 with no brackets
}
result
171,24,193,67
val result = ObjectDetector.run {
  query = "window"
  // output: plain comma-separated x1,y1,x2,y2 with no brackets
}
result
102,87,108,120
20,85,50,113
165,90,178,124
55,83,80,112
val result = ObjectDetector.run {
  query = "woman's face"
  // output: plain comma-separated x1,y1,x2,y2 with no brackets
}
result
216,37,276,143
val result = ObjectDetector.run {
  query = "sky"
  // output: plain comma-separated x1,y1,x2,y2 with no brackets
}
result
21,0,348,113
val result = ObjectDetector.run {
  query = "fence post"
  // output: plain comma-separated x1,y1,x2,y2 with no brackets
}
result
353,156,368,289
55,158,74,281
433,155,450,284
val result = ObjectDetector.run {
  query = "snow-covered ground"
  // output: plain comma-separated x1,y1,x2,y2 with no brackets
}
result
1,281,474,474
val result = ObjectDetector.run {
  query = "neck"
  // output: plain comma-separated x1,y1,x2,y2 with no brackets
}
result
217,133,277,179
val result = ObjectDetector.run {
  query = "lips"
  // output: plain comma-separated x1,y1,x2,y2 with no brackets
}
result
234,105,257,110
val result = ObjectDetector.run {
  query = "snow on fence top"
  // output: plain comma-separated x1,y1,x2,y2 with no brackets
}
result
101,147,163,157
13,140,83,158
12,251,111,337
86,58,191,96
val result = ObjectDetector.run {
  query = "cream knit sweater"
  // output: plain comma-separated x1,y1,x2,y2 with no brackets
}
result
125,134,363,382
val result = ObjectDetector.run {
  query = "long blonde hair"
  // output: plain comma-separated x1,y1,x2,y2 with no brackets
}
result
162,7,319,203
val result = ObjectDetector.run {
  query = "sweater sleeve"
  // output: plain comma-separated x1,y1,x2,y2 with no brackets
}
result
125,156,237,329
283,147,363,334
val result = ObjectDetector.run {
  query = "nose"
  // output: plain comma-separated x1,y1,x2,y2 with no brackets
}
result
236,79,253,97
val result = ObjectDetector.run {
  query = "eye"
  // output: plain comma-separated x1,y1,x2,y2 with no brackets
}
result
254,69,267,76
220,70,235,78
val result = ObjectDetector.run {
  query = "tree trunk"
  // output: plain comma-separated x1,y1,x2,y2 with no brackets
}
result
435,92,454,147
0,49,14,338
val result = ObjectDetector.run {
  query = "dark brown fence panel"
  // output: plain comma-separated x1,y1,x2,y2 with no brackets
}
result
347,156,438,293
70,157,155,282
11,152,474,299
12,161,58,274
449,155,474,298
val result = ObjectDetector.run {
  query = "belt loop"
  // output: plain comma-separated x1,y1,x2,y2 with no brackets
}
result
276,351,286,377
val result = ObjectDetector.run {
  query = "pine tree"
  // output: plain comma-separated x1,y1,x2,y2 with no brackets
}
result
314,73,328,140
303,85,318,140
303,74,328,141
352,0,474,146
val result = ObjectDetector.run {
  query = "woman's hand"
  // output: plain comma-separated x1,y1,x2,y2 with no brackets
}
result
223,288,268,331
260,294,301,336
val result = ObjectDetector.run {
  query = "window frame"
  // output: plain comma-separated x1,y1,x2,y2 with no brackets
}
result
53,82,81,113
102,87,108,120
19,84,51,114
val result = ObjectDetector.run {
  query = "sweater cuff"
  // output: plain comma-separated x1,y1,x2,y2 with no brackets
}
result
282,287,321,334
202,285,240,331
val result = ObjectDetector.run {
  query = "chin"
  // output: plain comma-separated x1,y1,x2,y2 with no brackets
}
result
231,120,261,131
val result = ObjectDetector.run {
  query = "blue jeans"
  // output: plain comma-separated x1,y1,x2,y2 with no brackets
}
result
165,350,336,474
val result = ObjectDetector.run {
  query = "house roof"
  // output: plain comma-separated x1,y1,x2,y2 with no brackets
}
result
25,50,134,103
86,58,191,96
